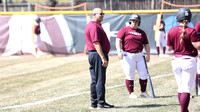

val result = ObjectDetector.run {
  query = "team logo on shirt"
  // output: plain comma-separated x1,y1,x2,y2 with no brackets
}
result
129,32,141,35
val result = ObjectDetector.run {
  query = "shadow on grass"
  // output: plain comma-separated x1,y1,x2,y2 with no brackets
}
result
114,103,179,109
155,95,178,98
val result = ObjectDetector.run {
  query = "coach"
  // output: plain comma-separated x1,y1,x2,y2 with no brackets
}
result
85,8,114,109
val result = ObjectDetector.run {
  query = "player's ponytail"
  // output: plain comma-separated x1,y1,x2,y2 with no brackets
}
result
180,20,188,45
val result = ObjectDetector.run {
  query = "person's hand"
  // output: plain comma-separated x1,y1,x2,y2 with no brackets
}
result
146,55,150,62
117,52,123,60
102,58,108,67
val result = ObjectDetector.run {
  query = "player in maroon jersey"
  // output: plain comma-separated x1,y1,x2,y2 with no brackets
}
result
116,14,151,99
167,8,200,112
34,17,41,58
194,21,200,95
153,14,166,56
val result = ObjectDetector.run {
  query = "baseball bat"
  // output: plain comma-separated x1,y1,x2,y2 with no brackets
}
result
195,74,198,95
143,56,155,98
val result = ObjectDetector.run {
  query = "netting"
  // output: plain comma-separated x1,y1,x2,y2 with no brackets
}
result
153,0,200,54
34,3,90,55
155,0,200,42
35,3,86,11
34,3,90,23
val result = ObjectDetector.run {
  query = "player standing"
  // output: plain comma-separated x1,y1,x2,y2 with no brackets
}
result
153,14,167,56
167,8,200,112
34,17,41,58
116,14,151,98
85,8,114,109
194,21,200,95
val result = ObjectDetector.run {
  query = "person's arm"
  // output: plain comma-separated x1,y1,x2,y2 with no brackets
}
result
153,25,156,31
167,46,173,51
116,38,123,59
93,41,108,67
192,41,200,50
144,44,150,62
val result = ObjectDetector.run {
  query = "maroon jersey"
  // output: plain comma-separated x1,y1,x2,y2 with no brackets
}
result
167,25,200,56
85,21,110,53
34,25,41,35
195,22,200,32
154,20,165,31
117,26,149,53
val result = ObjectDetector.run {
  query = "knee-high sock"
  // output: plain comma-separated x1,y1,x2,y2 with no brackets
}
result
139,79,147,92
198,74,200,88
179,93,190,112
156,47,160,55
125,79,134,94
35,48,38,55
163,47,166,54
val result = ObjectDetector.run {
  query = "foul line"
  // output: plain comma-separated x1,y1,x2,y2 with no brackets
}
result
0,73,173,110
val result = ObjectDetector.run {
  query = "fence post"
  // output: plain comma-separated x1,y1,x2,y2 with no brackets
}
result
27,2,31,11
3,0,8,11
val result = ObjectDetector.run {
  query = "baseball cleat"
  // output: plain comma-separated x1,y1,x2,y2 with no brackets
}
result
140,91,151,98
129,92,137,99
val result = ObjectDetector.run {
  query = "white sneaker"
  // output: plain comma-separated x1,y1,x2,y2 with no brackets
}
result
129,92,137,99
140,91,151,98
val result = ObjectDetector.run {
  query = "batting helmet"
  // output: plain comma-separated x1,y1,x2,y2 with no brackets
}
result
176,8,192,22
129,14,141,26
36,17,41,23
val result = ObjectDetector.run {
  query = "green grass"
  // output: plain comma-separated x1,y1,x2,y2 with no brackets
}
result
0,54,199,112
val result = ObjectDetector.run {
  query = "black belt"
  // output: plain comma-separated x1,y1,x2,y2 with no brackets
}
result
89,50,108,54
130,50,141,53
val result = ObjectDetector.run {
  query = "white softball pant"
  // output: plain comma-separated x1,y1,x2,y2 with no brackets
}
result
172,56,197,93
34,35,41,48
120,51,148,80
197,51,200,74
156,31,166,47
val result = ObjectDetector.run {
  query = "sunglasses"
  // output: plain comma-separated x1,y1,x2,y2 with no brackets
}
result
96,13,105,15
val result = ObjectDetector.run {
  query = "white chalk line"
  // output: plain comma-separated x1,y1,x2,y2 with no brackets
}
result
0,73,173,110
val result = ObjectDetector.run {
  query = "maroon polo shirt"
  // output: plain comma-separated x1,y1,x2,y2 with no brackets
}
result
85,21,110,53
167,25,200,56
34,25,41,35
195,22,200,32
154,20,165,31
117,26,149,53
